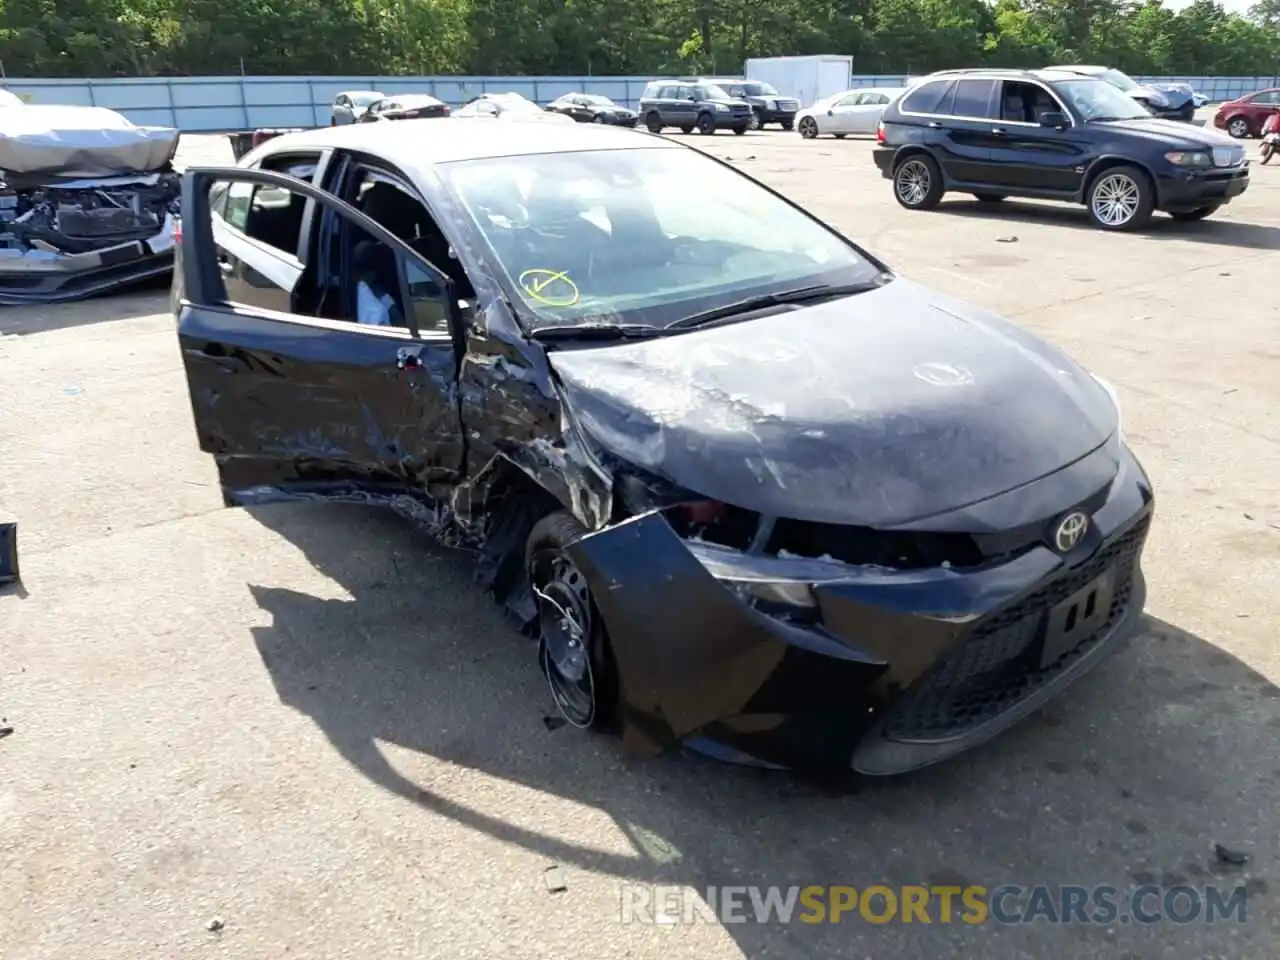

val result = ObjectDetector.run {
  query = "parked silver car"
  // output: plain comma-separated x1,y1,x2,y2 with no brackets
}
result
330,90,385,126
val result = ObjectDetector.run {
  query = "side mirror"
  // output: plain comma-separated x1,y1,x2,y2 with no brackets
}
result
1039,111,1069,128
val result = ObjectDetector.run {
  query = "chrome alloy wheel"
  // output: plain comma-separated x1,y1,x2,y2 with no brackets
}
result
1091,173,1141,227
895,159,931,206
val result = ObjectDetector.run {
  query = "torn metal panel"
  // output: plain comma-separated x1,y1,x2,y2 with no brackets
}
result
0,106,178,179
0,522,16,585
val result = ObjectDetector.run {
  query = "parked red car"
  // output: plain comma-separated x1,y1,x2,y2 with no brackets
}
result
1213,88,1280,139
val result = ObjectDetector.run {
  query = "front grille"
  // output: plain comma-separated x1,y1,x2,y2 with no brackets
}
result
1213,145,1245,167
880,513,1151,742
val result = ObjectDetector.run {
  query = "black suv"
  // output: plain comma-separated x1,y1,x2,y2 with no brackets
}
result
698,78,799,130
638,80,753,135
873,69,1249,231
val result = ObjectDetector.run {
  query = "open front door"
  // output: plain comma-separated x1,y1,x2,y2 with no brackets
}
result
176,165,464,505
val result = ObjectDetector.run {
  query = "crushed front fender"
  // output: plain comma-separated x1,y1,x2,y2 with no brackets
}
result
565,510,884,761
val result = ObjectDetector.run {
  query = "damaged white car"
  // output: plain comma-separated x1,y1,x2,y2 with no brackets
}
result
0,104,181,304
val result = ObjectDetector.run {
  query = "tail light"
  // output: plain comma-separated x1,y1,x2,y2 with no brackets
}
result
876,120,886,144
172,220,182,245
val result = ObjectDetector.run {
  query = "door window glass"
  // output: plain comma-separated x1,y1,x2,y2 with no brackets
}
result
951,79,996,119
901,79,956,115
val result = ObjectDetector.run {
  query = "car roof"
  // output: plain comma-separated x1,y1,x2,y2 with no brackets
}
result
1053,65,1106,73
912,68,1086,84
256,117,679,166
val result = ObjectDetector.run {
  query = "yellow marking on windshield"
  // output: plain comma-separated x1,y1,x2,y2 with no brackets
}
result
519,268,580,307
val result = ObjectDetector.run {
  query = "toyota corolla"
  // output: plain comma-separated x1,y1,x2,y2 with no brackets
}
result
172,120,1154,776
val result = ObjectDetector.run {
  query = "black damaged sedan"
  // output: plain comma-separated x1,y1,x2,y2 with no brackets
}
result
173,119,1153,777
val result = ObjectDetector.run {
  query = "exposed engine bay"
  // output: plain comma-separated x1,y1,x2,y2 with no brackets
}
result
0,174,180,256
0,104,182,303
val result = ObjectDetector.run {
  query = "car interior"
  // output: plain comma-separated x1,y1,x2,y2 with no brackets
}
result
1002,81,1063,123
217,153,478,335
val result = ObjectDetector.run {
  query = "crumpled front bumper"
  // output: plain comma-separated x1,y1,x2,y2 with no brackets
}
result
567,444,1153,776
0,219,176,305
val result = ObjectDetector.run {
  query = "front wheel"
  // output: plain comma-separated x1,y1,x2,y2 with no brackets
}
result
1086,165,1154,231
696,112,716,135
1168,205,1221,222
781,120,794,131
798,116,819,139
644,112,663,133
748,111,761,130
526,512,617,730
1226,116,1251,139
893,154,944,210
1261,143,1275,165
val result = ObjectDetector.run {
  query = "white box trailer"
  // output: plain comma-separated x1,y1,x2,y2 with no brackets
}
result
743,55,854,109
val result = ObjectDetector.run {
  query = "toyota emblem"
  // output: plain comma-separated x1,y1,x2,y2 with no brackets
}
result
1053,512,1089,553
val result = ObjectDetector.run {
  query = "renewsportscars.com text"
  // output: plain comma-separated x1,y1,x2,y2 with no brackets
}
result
619,884,1249,926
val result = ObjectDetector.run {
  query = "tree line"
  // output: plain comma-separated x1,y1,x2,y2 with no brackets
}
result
0,0,1277,80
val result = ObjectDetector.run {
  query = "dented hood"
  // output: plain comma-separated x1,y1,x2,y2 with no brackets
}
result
549,278,1118,528
0,105,179,178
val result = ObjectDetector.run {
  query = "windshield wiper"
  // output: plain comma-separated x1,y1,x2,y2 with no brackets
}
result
664,276,891,331
528,322,667,342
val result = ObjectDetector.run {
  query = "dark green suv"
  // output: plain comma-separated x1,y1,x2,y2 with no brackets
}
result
638,80,753,135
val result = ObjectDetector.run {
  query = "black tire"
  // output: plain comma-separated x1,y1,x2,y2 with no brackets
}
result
892,153,944,210
696,112,716,135
525,511,617,729
679,125,693,134
732,125,747,135
834,133,847,139
748,110,761,130
798,116,819,139
592,114,603,123
973,192,1007,203
1168,205,1221,222
1226,115,1251,139
781,120,794,131
1262,144,1275,165
1085,164,1154,231
644,112,663,133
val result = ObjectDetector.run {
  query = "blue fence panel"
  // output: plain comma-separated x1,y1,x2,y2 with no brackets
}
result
3,73,1278,132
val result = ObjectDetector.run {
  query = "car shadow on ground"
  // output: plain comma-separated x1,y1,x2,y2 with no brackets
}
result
243,502,1278,957
0,281,169,337
935,199,1280,250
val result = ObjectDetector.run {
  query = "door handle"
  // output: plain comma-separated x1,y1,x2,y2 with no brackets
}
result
928,121,941,128
991,126,1007,136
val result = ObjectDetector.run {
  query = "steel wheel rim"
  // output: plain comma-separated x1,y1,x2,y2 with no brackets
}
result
531,550,596,727
800,117,817,138
1229,118,1248,137
895,160,930,205
748,112,760,130
1091,173,1140,226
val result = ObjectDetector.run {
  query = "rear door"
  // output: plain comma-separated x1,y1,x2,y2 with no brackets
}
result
825,92,862,133
910,77,999,183
177,166,464,503
849,91,891,133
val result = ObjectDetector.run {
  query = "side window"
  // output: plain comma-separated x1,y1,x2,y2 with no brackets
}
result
999,81,1057,123
1258,91,1280,105
336,95,349,109
869,93,890,105
900,79,956,115
950,79,996,119
404,260,452,334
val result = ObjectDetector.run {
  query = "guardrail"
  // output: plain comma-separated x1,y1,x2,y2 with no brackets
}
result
2,74,1277,131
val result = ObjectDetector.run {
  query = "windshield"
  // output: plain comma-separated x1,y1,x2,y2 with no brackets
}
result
1101,69,1139,92
699,84,733,101
740,82,779,96
439,147,881,330
1056,79,1150,120
349,92,382,107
